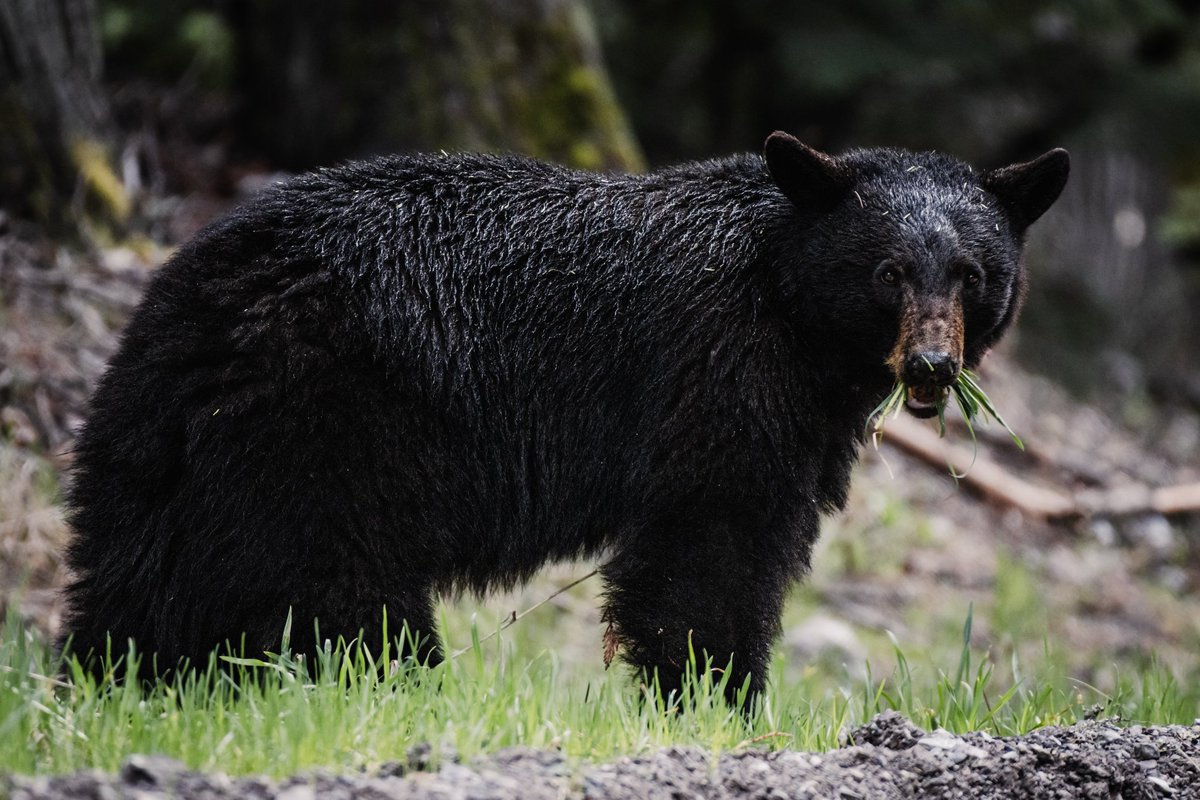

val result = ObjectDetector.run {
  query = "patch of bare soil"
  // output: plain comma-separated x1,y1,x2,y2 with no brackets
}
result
7,713,1199,799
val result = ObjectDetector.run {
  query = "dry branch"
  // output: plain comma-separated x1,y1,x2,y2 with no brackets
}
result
880,414,1200,520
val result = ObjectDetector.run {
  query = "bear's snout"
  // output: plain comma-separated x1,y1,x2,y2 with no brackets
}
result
886,296,965,389
901,350,960,388
886,294,965,420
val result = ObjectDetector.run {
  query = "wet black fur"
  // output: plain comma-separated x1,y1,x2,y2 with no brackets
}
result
62,137,1066,700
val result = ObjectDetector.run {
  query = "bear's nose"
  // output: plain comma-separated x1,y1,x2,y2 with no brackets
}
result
902,351,959,388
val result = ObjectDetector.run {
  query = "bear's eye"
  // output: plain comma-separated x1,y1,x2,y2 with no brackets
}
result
958,261,984,289
877,266,901,286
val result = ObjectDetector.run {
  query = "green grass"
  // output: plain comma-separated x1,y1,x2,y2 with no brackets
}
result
2,610,1197,778
869,368,1023,453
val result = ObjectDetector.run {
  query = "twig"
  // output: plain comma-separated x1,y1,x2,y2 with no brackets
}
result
881,414,1075,519
1075,482,1200,517
450,568,599,659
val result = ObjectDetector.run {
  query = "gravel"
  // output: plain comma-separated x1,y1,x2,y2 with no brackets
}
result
7,712,1199,799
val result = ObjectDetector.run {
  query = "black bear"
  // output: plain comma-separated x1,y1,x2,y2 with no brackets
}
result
62,132,1068,701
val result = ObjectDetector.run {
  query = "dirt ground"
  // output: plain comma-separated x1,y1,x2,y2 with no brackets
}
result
6,712,1198,799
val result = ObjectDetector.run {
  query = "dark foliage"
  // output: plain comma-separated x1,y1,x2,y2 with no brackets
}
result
61,135,1066,701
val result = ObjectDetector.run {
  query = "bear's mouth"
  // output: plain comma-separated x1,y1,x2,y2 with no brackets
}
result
903,384,948,418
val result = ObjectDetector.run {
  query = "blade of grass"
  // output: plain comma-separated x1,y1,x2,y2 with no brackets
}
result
870,368,1023,477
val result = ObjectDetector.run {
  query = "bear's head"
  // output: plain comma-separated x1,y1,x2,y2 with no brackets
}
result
763,131,1069,417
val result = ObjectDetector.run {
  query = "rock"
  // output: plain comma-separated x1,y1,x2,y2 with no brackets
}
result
846,710,925,750
118,755,189,792
784,614,867,678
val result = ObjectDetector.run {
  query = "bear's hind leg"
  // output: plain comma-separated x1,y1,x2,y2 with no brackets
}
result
151,360,445,676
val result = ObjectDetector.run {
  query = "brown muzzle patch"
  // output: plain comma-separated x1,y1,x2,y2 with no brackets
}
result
887,292,965,387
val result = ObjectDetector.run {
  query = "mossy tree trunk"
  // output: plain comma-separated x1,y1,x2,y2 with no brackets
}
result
0,0,127,237
398,0,644,172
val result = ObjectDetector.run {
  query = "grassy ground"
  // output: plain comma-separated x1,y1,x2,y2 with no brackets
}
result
3,431,1200,778
3,595,1198,778
4,385,1200,778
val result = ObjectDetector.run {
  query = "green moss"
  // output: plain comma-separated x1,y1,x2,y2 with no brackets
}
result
179,11,236,90
399,0,643,173
512,15,644,172
1161,183,1200,249
71,138,131,224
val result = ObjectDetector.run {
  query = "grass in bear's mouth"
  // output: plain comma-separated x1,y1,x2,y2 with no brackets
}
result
870,369,1024,455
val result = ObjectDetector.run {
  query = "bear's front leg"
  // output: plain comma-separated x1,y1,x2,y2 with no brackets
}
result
600,508,799,708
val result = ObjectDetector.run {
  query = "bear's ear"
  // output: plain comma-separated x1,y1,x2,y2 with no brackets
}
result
982,148,1070,230
763,131,854,212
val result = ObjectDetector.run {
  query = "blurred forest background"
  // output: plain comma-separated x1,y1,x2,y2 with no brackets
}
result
6,0,1200,403
1,0,1199,692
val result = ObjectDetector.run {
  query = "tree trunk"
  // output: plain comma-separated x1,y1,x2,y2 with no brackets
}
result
232,0,643,173
0,0,126,236
399,0,644,172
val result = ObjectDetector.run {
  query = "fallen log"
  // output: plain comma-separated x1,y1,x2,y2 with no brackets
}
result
879,414,1200,521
